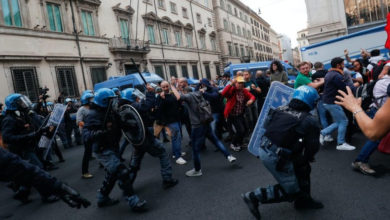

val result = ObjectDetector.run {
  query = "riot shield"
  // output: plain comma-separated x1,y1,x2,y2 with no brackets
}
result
38,104,67,160
119,104,145,146
248,81,294,157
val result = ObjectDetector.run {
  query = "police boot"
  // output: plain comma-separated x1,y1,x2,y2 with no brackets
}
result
13,187,31,204
42,194,60,203
162,178,178,189
294,194,324,210
241,192,261,220
97,173,119,208
126,195,148,213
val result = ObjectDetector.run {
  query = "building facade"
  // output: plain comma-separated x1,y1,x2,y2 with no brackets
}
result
269,28,280,60
0,0,222,102
213,0,254,65
277,34,293,64
0,0,279,102
249,10,273,62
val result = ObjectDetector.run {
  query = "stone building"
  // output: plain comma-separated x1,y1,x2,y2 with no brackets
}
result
249,10,273,62
269,28,280,60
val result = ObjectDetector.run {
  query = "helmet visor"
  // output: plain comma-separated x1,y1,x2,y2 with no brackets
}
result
17,95,33,110
133,89,145,100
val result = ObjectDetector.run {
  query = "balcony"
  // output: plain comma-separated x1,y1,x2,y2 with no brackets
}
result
109,37,151,54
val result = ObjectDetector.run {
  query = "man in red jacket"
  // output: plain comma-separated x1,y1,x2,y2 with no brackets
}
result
222,76,255,151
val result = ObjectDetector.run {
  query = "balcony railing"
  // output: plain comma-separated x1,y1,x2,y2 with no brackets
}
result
109,37,150,53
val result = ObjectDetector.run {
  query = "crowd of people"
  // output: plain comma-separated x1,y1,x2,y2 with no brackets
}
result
1,49,390,219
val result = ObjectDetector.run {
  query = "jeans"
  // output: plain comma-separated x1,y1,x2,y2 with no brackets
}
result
129,128,173,181
167,122,183,159
228,114,246,146
191,125,207,171
119,138,129,157
356,108,380,163
206,119,230,157
321,104,348,145
82,142,92,174
210,113,221,140
317,100,329,128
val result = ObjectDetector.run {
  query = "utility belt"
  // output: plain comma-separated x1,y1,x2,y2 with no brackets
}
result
261,136,293,172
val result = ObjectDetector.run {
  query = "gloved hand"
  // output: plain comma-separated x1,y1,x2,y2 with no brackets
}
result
40,125,56,138
57,183,91,209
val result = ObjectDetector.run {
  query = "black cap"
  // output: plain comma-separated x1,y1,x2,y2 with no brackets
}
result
331,57,344,68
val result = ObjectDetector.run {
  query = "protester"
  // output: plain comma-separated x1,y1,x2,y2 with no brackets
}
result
294,61,324,89
255,70,270,113
243,70,260,130
156,81,187,165
269,60,288,84
320,57,356,150
171,83,237,177
221,76,255,152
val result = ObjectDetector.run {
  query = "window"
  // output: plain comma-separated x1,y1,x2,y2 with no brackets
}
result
181,65,188,78
227,4,232,13
46,2,63,32
161,28,169,45
220,0,225,9
215,64,221,76
175,31,182,46
170,2,177,14
208,17,212,27
154,65,164,78
223,19,229,31
227,42,233,56
345,0,390,27
243,28,246,38
234,8,237,16
90,67,107,86
200,35,206,49
237,25,241,36
196,13,201,23
11,67,39,102
235,44,239,56
2,0,22,27
185,32,193,47
211,38,217,51
182,7,188,18
239,11,243,19
120,19,130,45
56,67,79,97
231,23,236,34
192,65,199,79
205,65,211,79
240,46,245,56
81,10,95,36
169,65,177,77
147,25,156,44
158,0,165,9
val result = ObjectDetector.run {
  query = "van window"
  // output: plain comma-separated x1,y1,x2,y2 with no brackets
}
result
286,68,298,76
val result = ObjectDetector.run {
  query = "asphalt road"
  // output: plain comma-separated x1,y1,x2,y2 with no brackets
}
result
1,131,390,220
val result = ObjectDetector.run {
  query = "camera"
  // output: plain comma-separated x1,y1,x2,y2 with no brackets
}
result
39,87,50,100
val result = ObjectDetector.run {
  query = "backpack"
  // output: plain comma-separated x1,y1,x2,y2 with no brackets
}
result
356,77,390,110
191,92,213,124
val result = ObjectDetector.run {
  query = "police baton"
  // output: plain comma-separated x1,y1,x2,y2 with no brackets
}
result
130,58,147,88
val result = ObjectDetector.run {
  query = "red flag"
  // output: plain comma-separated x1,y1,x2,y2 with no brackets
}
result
385,13,390,49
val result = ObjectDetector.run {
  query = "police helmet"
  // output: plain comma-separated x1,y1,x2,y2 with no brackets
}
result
112,88,120,93
94,88,117,107
81,92,94,105
5,94,33,111
121,88,136,103
82,90,93,96
65,98,72,104
47,101,54,106
292,85,319,110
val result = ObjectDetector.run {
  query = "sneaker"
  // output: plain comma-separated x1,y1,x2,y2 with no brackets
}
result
162,179,179,189
351,161,376,175
241,192,261,220
172,152,187,159
131,200,148,212
175,157,187,165
82,173,93,179
336,143,356,151
324,135,334,142
227,155,237,163
185,168,202,177
319,134,325,145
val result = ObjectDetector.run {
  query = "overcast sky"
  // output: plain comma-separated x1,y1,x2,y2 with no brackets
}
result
241,0,308,47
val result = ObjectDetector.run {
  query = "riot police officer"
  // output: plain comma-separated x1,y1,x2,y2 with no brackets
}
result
242,85,323,219
120,86,178,189
1,93,58,203
82,88,147,212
